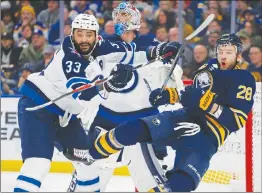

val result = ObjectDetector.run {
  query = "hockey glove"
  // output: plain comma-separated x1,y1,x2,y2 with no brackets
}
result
147,41,182,64
180,86,216,112
104,64,134,92
149,88,179,107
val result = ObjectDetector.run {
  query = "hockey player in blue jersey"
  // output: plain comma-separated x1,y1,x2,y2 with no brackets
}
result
13,14,131,192
65,33,256,192
65,2,183,192
13,12,179,192
14,10,181,191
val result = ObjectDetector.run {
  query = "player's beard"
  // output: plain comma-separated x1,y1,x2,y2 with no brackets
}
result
74,41,96,56
219,57,238,70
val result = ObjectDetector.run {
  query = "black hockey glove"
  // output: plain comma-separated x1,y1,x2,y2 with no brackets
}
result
149,88,180,107
147,41,182,64
104,63,134,92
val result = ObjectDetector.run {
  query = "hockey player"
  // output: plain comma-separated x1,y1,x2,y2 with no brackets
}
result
13,13,178,192
65,34,256,192
65,2,183,192
13,13,129,192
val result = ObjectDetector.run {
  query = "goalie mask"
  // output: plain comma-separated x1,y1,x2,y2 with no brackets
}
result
112,2,141,36
70,14,99,57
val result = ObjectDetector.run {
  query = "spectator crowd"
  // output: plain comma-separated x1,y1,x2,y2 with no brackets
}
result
1,0,261,96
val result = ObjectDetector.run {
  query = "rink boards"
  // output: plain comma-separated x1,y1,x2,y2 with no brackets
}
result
0,97,130,176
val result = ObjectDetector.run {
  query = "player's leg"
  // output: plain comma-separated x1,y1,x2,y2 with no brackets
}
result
57,121,102,192
166,131,217,191
152,144,168,169
14,97,56,192
90,109,190,159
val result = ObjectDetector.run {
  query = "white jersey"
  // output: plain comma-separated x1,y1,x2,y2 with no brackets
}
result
89,39,183,130
20,36,147,119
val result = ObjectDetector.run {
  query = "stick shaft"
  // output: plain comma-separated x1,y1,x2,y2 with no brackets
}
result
26,52,172,111
159,14,215,93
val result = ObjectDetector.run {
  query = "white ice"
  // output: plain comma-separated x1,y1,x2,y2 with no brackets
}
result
1,172,233,192
1,172,135,192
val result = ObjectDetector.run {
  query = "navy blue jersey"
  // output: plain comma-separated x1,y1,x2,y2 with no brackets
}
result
192,58,256,146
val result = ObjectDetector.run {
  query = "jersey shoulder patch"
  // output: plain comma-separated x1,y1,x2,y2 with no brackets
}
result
193,71,213,89
198,58,219,71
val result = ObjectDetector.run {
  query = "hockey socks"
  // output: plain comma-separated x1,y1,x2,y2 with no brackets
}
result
91,120,152,158
14,158,51,192
90,129,124,159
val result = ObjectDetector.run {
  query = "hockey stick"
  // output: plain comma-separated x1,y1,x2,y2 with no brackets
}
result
26,52,172,111
140,143,172,192
159,14,215,94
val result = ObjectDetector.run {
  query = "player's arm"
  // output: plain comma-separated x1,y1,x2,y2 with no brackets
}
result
181,71,256,133
206,87,256,133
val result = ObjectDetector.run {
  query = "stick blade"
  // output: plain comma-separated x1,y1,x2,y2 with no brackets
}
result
26,101,53,111
185,14,215,41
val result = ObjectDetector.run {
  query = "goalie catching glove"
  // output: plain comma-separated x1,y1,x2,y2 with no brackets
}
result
104,63,134,92
147,41,182,64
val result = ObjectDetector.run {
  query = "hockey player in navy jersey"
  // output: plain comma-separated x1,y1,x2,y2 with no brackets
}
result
65,2,183,192
14,12,180,192
65,34,256,192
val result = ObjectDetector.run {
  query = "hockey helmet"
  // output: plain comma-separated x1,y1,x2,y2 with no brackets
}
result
71,14,99,43
215,33,243,55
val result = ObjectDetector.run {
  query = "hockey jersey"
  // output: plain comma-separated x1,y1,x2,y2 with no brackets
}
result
191,58,256,147
19,36,148,119
90,36,181,130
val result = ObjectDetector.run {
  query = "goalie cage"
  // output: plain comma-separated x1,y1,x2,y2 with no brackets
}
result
181,80,261,192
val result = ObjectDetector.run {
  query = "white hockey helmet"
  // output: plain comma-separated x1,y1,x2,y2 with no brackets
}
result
71,14,99,43
112,2,141,35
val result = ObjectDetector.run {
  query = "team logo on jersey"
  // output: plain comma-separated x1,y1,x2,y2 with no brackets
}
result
196,72,212,89
152,118,161,126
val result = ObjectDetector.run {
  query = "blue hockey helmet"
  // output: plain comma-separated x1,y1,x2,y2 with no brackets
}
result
215,33,243,55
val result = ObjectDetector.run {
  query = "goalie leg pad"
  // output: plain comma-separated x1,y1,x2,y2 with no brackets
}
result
72,162,100,192
124,144,171,192
14,158,51,192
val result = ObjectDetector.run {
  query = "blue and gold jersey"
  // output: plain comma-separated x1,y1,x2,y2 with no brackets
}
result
192,58,256,146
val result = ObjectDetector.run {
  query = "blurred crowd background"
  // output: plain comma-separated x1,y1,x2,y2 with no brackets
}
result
1,0,261,96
